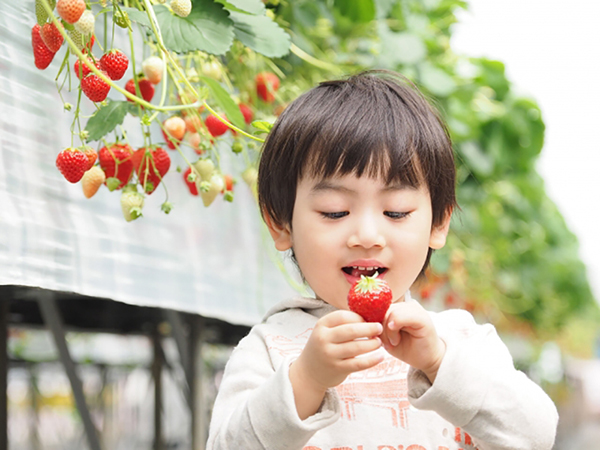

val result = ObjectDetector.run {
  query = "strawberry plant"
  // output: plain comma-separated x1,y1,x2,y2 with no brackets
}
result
33,0,289,223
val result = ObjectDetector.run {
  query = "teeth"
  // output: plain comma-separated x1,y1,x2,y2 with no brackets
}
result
352,266,378,271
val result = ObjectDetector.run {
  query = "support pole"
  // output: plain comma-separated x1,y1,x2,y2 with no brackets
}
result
191,317,206,450
0,299,8,450
37,292,102,450
28,364,40,450
164,310,192,409
152,329,164,450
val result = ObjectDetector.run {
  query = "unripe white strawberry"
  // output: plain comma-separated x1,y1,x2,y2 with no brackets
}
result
74,9,95,35
170,0,192,17
199,173,224,207
142,56,164,84
242,167,258,199
193,158,215,181
120,185,144,222
202,60,222,80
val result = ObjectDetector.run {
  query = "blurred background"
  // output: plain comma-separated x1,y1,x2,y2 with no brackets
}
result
1,0,599,449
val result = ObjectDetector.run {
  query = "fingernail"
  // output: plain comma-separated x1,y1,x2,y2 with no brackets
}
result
388,320,395,329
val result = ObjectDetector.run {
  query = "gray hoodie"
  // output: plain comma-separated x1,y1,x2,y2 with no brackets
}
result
207,296,558,450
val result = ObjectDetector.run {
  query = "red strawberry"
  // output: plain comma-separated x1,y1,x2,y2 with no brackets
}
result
131,147,171,194
125,77,155,102
183,167,198,196
40,22,64,53
205,114,229,137
98,143,134,190
56,148,89,183
81,71,110,102
82,147,97,170
238,103,253,124
31,24,56,70
347,274,392,323
222,174,234,193
99,49,128,81
83,34,95,53
56,0,86,24
73,56,98,80
255,72,279,103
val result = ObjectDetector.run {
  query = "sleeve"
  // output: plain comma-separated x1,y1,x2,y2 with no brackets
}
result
206,326,341,450
407,309,558,450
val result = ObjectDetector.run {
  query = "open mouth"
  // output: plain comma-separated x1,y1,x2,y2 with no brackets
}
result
342,266,388,278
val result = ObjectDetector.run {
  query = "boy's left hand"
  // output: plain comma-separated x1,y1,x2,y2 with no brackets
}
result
381,301,446,383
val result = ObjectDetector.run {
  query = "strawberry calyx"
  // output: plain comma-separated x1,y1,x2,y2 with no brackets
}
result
352,273,385,295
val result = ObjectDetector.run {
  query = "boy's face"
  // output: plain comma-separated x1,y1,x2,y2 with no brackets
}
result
266,174,451,310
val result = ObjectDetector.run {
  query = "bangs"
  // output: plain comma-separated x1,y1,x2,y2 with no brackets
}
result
301,98,423,189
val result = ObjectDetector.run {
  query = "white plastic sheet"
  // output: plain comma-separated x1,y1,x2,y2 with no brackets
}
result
0,1,299,326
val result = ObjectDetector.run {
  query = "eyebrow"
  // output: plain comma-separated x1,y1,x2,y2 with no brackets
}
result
310,180,417,195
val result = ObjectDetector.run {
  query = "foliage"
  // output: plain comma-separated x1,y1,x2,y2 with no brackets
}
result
36,0,598,341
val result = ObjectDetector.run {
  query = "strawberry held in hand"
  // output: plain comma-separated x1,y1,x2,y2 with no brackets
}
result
348,274,392,323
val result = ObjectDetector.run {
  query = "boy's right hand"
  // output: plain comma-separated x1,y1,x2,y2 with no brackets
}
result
288,310,384,419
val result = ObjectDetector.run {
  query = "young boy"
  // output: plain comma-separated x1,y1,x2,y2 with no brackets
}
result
206,71,558,450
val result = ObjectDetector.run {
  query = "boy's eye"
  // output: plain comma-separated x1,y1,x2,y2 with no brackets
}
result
320,211,348,219
384,211,409,219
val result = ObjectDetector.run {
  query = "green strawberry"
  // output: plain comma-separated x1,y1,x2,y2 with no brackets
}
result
35,0,56,26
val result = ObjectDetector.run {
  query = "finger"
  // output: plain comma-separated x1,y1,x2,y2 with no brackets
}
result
341,351,385,374
385,303,428,335
385,327,402,347
335,337,382,359
329,322,383,343
320,309,366,328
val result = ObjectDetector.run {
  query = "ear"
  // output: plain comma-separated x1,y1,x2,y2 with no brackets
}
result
263,210,293,251
429,207,452,250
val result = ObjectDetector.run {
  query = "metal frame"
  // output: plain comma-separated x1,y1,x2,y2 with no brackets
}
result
36,291,103,450
0,288,227,450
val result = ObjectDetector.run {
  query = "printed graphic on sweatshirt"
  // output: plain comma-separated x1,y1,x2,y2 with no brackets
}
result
266,330,480,450
336,356,411,428
301,427,478,450
264,329,312,359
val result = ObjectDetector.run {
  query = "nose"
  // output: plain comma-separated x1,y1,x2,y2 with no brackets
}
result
347,212,386,249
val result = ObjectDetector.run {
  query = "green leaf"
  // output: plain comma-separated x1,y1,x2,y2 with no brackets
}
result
251,120,273,135
418,61,457,97
377,23,426,67
333,0,376,23
121,7,151,27
153,3,234,55
374,0,395,19
229,11,291,57
459,141,494,177
213,0,265,15
85,100,130,142
199,76,245,129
